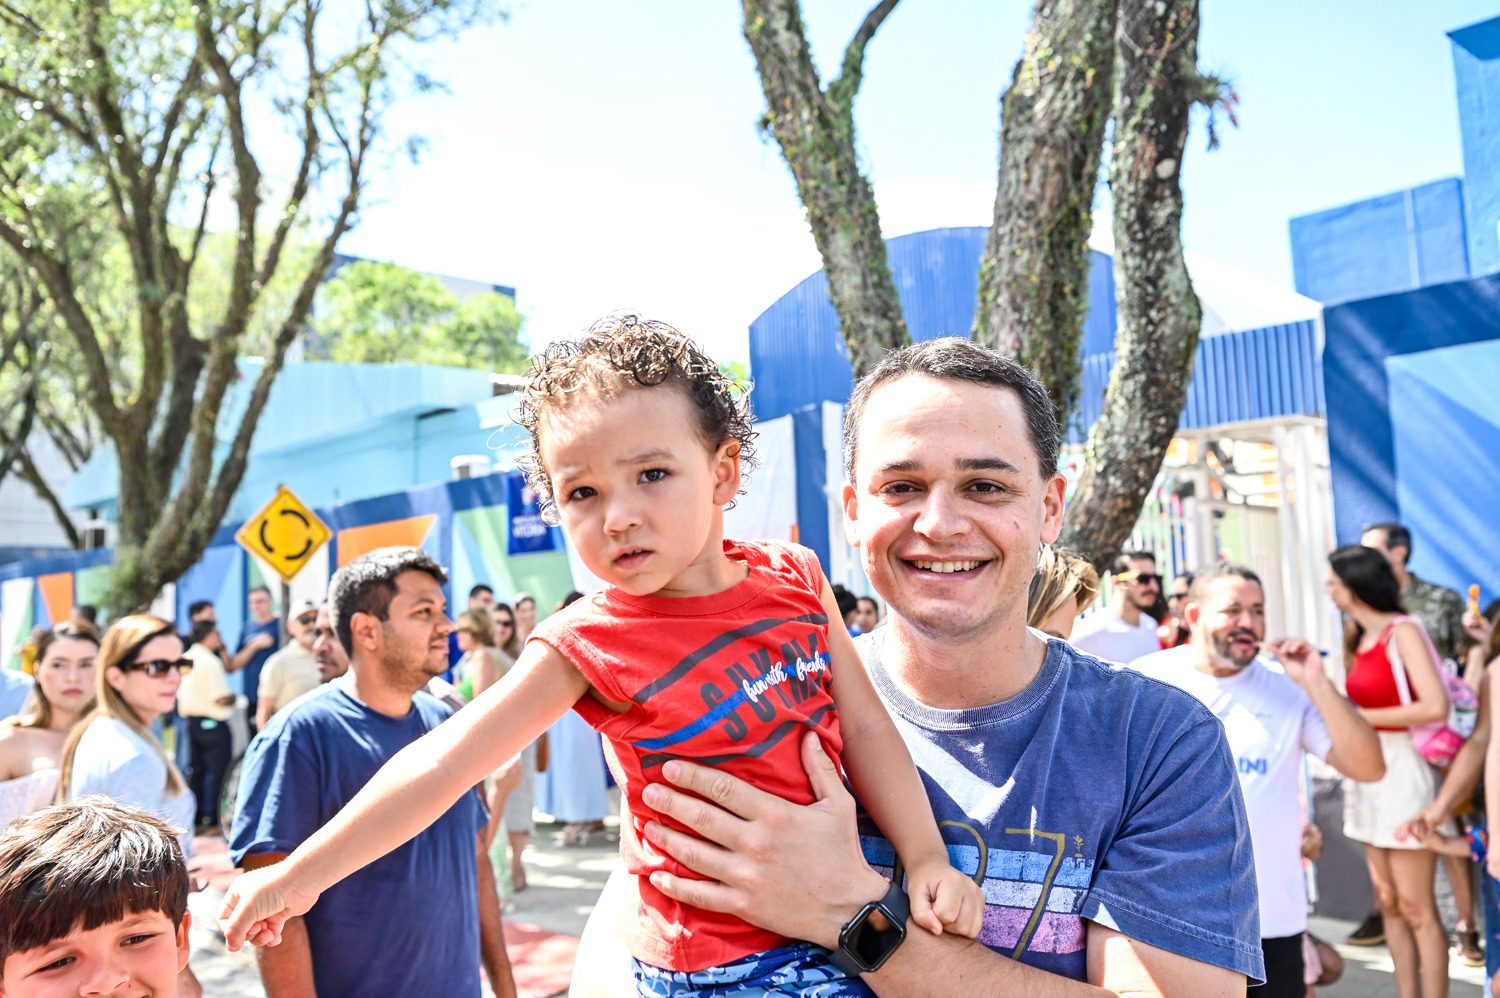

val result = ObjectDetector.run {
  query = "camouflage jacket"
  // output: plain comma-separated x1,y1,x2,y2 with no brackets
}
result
1404,575,1466,661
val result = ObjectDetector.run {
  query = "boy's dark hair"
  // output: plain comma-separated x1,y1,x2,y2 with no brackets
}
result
515,313,758,513
328,546,449,654
842,337,1060,482
469,583,494,601
188,599,215,618
72,604,98,625
0,797,187,963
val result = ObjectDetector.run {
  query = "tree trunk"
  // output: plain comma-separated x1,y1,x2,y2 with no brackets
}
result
1060,0,1207,569
742,0,908,378
973,0,1116,431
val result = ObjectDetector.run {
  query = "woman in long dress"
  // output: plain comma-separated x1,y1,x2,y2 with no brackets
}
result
0,621,98,827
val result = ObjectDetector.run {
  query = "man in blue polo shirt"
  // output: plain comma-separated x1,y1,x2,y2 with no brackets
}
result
230,548,515,998
232,585,280,731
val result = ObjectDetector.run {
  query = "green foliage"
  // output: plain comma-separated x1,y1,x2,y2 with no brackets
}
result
0,0,496,611
311,260,528,373
717,359,750,389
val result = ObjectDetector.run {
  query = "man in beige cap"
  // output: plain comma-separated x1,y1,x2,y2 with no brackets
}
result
256,600,323,728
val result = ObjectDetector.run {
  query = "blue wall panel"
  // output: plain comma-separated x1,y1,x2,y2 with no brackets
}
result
1389,341,1500,597
1451,16,1500,276
1289,179,1470,305
1323,271,1500,544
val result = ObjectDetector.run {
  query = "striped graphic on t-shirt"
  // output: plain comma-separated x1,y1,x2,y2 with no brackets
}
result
861,830,1092,957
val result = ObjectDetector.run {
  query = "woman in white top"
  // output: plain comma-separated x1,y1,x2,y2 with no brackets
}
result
0,621,99,827
59,614,196,857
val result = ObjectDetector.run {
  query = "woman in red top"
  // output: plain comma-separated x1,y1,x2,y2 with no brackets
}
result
1332,544,1451,998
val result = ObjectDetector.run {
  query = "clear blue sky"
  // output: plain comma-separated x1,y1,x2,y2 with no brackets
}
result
335,1,1500,363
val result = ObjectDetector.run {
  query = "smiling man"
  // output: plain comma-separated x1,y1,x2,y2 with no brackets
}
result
613,338,1265,996
1131,563,1383,997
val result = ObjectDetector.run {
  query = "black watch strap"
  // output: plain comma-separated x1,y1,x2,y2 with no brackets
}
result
830,880,910,977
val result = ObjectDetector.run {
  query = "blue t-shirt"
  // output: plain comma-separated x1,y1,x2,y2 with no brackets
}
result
236,618,280,706
229,685,489,997
855,631,1265,985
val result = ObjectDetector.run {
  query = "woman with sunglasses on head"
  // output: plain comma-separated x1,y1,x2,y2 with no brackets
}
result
0,621,99,827
1331,545,1451,998
59,614,196,858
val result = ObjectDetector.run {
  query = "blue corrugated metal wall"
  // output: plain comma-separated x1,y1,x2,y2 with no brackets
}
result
747,227,1119,423
1075,320,1323,434
749,227,1327,564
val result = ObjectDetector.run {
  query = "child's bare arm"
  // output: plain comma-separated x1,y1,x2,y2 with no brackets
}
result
219,641,589,949
1414,825,1471,858
818,581,982,939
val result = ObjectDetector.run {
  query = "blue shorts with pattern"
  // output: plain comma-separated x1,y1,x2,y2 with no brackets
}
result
632,942,874,996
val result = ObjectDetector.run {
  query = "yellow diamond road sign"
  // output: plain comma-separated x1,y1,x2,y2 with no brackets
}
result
235,485,332,584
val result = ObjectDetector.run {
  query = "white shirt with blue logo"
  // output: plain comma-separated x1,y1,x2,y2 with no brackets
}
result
1132,646,1331,939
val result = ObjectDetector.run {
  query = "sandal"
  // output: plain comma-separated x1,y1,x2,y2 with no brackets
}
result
1456,923,1484,966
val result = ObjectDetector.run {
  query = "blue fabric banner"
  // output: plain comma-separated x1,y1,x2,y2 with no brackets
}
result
506,471,561,555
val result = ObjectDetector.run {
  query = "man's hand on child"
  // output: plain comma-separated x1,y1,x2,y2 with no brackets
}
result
905,857,983,939
217,866,321,951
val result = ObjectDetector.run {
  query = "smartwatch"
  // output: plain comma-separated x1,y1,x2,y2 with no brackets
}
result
830,880,910,976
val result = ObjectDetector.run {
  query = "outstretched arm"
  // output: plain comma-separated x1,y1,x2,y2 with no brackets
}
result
218,642,589,949
817,580,981,937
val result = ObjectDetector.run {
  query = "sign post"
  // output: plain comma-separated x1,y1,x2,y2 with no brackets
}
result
235,486,333,627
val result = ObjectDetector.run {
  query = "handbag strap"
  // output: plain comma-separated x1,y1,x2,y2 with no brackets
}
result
1384,618,1414,706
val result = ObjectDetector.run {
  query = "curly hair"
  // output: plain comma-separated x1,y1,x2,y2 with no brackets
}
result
514,314,757,514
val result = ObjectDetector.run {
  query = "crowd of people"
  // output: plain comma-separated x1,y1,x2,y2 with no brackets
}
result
0,571,605,996
1,318,1497,998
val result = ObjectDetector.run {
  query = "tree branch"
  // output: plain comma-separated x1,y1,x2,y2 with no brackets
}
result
1059,0,1204,568
827,0,899,116
0,217,121,432
741,0,907,377
256,2,323,291
972,0,1117,430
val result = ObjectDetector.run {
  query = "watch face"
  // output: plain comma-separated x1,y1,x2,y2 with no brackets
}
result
840,900,907,972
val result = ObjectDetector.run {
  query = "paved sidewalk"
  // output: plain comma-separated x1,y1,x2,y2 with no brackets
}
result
185,820,620,997
1311,915,1486,997
186,823,1493,996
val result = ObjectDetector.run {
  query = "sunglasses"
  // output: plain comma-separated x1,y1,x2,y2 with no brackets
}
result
496,619,515,628
295,614,318,626
122,658,194,678
1118,571,1163,586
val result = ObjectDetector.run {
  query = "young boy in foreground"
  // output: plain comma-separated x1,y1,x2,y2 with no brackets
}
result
221,315,982,995
0,796,191,997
